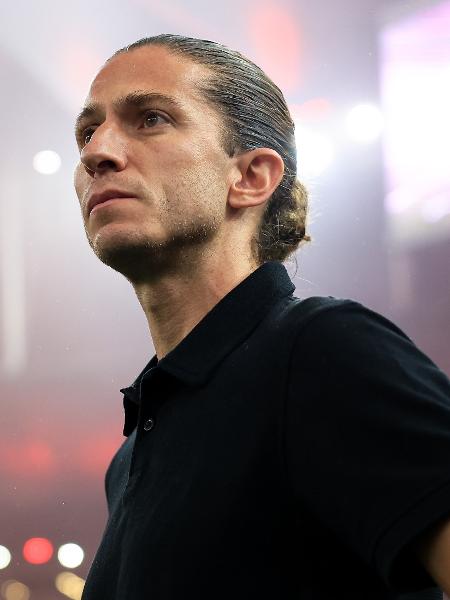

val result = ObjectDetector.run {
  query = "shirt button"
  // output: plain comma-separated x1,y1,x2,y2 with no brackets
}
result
143,417,155,432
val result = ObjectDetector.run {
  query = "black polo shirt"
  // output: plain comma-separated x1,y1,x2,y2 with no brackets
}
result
81,261,450,600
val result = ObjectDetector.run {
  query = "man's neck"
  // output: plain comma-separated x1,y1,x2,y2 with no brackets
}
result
132,258,258,360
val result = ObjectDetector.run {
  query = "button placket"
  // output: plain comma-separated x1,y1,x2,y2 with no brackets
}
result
139,368,158,433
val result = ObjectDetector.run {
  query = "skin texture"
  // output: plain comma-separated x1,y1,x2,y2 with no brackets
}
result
74,45,284,359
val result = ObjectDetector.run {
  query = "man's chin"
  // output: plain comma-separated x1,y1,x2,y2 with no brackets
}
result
88,234,188,283
93,241,157,275
85,218,220,282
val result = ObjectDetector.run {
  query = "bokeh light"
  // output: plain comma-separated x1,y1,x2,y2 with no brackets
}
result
295,125,335,180
0,545,12,569
290,98,334,123
1,580,30,600
32,150,62,174
22,537,54,564
58,543,85,568
247,3,302,93
345,103,384,142
55,571,85,600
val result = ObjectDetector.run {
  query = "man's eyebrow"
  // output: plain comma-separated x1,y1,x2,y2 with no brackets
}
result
74,104,97,135
74,90,186,134
115,90,185,112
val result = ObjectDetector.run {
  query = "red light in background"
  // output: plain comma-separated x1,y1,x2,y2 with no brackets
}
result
247,2,303,93
23,537,54,564
78,434,122,476
25,441,55,471
0,440,57,477
290,98,334,123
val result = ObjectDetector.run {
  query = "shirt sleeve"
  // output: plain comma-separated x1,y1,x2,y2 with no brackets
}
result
285,299,450,594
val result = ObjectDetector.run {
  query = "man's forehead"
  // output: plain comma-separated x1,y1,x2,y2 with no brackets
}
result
88,46,209,105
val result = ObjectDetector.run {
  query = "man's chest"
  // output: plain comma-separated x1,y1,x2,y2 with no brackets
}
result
109,374,289,542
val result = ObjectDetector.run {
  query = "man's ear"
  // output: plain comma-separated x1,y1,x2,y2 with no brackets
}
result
228,148,285,210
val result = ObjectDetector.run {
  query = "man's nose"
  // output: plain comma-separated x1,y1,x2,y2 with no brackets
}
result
80,124,127,175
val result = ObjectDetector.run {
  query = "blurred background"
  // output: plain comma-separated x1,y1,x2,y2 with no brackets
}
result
0,0,449,598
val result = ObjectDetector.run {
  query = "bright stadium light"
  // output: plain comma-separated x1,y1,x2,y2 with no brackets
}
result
345,103,384,143
58,543,85,569
421,194,450,223
55,571,85,600
295,124,335,180
22,537,53,564
0,545,11,569
33,150,62,175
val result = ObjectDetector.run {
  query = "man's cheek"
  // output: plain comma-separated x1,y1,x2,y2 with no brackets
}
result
73,163,86,201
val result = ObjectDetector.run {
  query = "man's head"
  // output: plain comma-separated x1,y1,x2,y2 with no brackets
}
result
74,34,311,282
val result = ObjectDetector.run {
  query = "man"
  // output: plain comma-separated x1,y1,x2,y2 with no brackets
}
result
74,34,450,599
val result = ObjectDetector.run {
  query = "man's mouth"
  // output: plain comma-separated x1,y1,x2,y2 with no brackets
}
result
87,189,138,215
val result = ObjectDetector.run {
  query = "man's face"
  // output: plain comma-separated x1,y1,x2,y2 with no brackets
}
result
74,45,233,281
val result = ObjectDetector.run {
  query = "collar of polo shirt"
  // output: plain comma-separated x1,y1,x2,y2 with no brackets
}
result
119,261,296,436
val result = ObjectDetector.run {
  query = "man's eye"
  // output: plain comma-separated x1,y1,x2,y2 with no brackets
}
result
81,128,95,146
143,111,168,128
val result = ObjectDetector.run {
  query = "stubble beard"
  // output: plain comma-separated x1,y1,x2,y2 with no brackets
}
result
84,212,221,285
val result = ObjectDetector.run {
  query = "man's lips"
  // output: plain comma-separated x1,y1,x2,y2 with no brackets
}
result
87,189,138,215
90,197,137,215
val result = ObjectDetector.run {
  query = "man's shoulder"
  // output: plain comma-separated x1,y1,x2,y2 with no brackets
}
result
269,294,413,358
273,294,362,334
256,295,360,364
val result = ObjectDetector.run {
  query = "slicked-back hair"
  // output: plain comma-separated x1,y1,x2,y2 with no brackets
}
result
112,34,312,265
